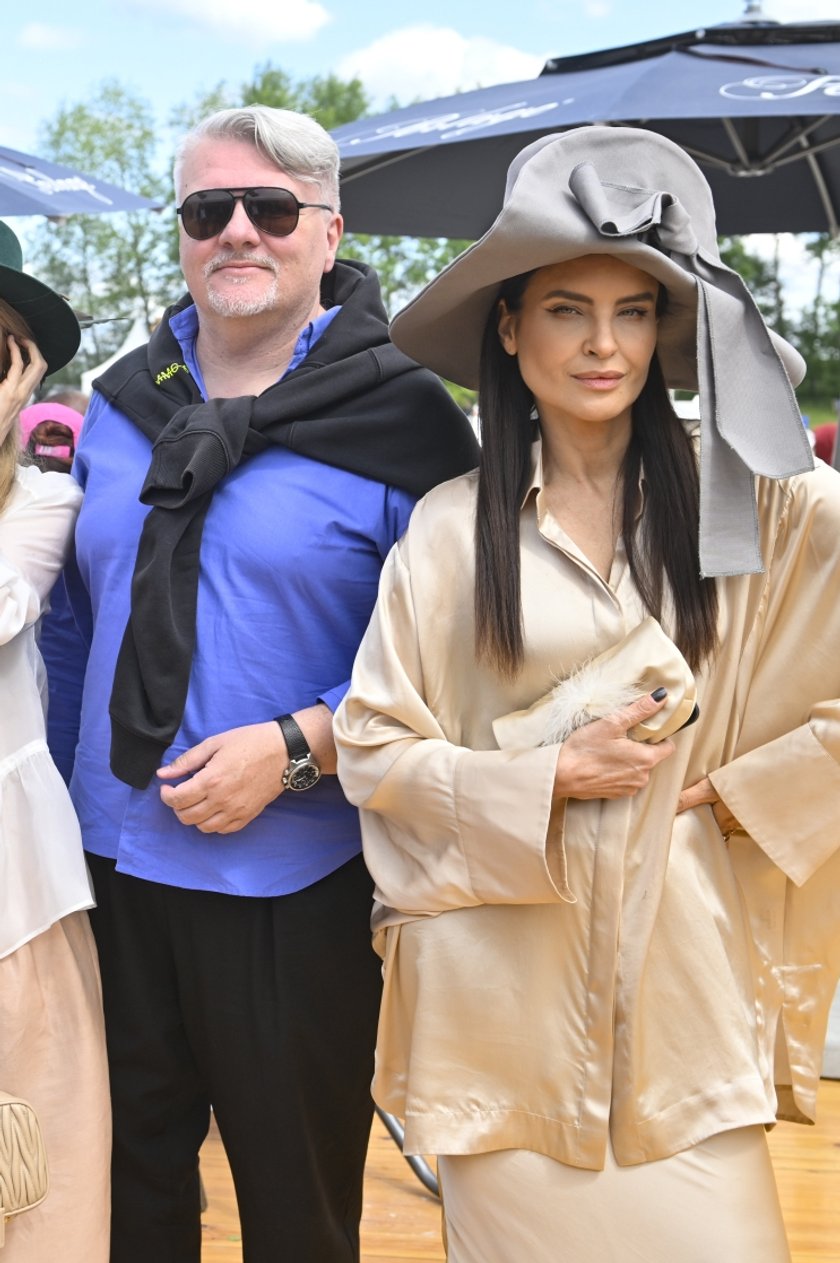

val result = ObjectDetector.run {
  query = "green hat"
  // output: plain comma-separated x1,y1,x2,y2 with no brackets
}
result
0,220,80,374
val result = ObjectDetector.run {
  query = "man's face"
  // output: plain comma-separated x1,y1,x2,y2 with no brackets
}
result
177,137,343,330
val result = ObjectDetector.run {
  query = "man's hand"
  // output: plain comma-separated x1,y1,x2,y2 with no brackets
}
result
1,337,46,445
677,776,741,837
553,690,675,802
156,704,337,834
157,721,286,833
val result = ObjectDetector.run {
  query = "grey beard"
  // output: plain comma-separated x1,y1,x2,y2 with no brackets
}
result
205,281,281,317
203,256,281,317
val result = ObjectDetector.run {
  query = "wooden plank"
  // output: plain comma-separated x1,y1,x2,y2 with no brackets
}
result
200,1080,840,1261
767,1079,840,1263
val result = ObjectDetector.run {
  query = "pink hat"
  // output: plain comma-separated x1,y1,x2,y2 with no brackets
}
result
19,402,84,460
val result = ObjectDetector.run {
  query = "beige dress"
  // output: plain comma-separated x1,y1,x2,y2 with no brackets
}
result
437,1125,790,1262
335,440,840,1247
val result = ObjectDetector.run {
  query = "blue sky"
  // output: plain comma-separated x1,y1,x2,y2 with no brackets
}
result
5,0,835,154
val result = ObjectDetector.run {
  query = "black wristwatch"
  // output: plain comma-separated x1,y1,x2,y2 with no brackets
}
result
275,714,322,791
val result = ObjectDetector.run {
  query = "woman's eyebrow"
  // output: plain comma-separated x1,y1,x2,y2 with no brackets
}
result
541,288,657,304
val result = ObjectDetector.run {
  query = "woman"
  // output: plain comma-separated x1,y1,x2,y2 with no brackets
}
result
0,221,109,1261
334,127,840,1260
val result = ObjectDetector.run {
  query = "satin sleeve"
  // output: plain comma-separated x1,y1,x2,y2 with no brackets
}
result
710,463,840,886
335,536,573,915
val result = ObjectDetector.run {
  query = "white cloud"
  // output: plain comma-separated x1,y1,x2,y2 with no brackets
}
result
337,27,545,108
17,23,83,52
583,0,612,18
129,0,329,42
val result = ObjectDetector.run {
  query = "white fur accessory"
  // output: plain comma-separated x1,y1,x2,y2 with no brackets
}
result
545,659,644,744
491,617,698,750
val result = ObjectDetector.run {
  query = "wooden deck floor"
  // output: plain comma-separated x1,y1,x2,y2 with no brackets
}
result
200,1079,840,1262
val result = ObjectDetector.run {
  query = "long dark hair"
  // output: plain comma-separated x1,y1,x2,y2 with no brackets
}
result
474,271,719,676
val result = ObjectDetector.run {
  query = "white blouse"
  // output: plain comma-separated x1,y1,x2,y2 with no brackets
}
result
0,463,92,959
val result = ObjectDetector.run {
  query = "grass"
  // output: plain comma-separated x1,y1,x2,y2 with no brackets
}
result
799,402,839,427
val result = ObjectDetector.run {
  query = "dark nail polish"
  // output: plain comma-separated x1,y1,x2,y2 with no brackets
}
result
651,687,668,702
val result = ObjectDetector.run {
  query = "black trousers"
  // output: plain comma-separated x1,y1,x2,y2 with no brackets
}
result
87,852,382,1263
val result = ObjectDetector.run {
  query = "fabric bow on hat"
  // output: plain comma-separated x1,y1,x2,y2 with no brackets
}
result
568,161,814,577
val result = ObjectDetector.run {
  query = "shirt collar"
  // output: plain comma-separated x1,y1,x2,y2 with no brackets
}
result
519,434,646,518
167,302,341,402
520,438,544,509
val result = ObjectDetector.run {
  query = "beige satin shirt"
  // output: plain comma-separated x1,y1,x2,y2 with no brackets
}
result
334,441,840,1169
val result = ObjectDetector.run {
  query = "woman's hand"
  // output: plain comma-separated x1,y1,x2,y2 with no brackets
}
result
553,690,675,801
0,336,47,445
677,776,741,837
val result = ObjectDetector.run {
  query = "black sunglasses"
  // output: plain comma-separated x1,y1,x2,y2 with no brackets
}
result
176,186,334,241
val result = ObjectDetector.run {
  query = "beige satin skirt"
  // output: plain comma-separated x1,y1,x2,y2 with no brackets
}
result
438,1125,791,1263
0,911,111,1263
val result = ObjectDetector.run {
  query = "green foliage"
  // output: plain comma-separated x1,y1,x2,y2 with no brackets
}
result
241,64,369,131
340,234,470,316
30,81,180,383
802,403,839,427
792,235,840,412
168,82,239,140
718,233,839,410
443,380,478,415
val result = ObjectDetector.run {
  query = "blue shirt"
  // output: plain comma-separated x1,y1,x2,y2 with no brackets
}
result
50,305,417,896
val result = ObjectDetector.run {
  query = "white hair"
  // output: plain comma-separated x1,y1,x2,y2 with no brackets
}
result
174,105,340,209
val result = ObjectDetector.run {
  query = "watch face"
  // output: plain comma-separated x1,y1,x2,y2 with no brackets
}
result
287,760,321,791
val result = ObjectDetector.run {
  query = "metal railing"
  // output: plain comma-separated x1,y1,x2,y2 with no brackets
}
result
375,1106,440,1198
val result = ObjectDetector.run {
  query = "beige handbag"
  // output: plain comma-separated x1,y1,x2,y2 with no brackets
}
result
0,1092,49,1248
493,616,698,750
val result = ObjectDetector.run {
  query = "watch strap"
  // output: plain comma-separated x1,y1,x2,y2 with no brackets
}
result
274,714,311,762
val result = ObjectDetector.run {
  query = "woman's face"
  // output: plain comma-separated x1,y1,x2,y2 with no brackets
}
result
497,254,659,436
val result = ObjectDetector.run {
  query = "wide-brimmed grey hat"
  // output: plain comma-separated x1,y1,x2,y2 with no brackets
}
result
0,221,80,375
391,125,814,578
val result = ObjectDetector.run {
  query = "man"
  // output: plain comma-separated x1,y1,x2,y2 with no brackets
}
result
49,106,478,1263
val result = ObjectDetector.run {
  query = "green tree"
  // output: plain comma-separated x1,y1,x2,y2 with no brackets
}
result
30,81,179,382
241,63,369,132
339,234,469,315
168,82,239,138
794,234,840,414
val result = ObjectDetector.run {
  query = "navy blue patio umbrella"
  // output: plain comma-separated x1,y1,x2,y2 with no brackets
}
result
0,145,160,217
334,20,840,239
